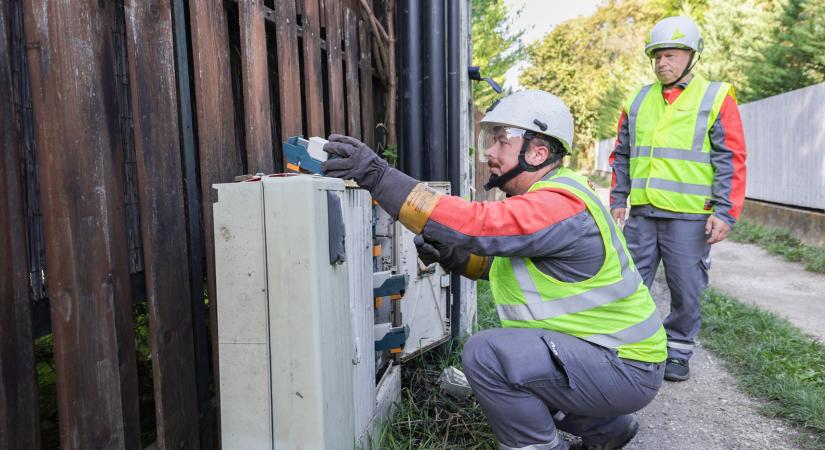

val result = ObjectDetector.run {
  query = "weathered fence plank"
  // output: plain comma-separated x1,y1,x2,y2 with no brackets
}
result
274,0,303,146
9,0,47,306
343,7,361,139
171,0,214,447
358,15,375,147
189,0,243,434
325,0,346,134
123,0,200,448
22,1,141,448
0,2,40,447
240,0,274,174
301,0,326,137
2,1,378,447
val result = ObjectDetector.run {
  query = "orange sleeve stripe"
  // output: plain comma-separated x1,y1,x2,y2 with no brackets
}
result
428,188,585,237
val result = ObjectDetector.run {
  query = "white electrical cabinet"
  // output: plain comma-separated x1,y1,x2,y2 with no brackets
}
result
343,186,379,446
214,174,451,449
214,175,354,450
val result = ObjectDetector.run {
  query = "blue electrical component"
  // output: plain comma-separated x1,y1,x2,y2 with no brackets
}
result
283,135,324,174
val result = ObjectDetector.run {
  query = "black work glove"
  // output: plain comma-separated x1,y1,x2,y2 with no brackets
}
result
414,235,442,266
322,134,388,191
413,235,469,274
322,134,418,219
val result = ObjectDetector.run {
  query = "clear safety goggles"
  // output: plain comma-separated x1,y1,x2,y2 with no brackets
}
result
476,125,528,163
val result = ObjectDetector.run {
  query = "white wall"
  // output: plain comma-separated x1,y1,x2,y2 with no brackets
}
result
740,82,825,210
594,138,614,173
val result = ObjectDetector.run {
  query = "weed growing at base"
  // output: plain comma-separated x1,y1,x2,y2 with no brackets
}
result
729,220,825,273
701,289,825,449
379,282,499,449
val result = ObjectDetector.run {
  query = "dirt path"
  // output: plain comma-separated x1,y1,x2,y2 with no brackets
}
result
627,273,806,450
709,240,825,342
591,188,819,449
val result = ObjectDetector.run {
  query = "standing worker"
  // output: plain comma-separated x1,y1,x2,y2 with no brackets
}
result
322,90,666,450
609,16,747,381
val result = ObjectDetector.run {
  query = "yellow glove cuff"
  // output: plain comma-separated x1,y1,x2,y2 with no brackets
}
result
398,183,444,234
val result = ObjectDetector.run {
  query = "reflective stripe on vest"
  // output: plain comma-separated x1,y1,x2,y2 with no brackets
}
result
492,170,665,360
497,176,643,321
626,76,729,214
631,178,712,197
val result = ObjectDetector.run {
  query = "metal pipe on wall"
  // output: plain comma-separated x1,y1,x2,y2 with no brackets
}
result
398,0,423,179
447,0,462,338
423,0,446,181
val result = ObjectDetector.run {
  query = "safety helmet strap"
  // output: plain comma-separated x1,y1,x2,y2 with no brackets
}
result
483,132,561,191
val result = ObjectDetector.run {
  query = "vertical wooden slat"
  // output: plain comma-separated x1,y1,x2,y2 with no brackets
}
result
301,0,326,137
122,0,200,448
325,0,345,134
274,0,303,141
240,0,274,174
343,7,361,139
0,2,40,447
171,0,214,447
22,1,141,448
189,0,242,431
358,16,375,147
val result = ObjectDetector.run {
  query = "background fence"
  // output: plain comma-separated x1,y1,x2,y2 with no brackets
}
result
594,82,825,211
593,138,613,174
739,82,825,211
0,0,376,448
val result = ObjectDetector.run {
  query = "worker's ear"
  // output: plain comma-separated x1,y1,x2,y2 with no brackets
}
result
525,143,549,166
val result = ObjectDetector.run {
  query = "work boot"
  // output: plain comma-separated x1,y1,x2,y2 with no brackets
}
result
664,357,690,381
569,417,639,450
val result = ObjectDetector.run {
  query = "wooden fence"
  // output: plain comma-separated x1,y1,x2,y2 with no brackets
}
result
0,0,376,448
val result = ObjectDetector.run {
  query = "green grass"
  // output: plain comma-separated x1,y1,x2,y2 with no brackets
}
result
380,282,499,449
729,220,825,273
700,289,825,449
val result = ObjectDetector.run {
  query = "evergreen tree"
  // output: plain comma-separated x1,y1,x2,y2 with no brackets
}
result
700,0,780,102
748,0,825,99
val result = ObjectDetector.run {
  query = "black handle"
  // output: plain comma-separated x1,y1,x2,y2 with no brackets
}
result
468,66,502,94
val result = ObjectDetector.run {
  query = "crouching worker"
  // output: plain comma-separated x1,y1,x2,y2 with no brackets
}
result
322,90,666,450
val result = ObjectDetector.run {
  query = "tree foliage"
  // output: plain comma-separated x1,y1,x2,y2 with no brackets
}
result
698,0,780,102
520,0,661,163
471,0,525,109
748,0,825,98
516,0,822,168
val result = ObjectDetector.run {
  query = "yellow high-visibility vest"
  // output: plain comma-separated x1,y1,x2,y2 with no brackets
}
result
490,168,667,363
626,75,733,213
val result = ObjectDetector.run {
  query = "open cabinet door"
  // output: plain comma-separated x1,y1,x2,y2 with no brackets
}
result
397,182,452,361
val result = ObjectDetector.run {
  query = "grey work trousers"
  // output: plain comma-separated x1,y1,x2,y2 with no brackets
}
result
462,328,664,450
622,216,711,360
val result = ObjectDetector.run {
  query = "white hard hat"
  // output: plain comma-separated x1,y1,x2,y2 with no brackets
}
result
478,90,574,155
645,16,704,58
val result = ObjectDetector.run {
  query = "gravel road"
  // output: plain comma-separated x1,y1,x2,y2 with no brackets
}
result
625,272,810,450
